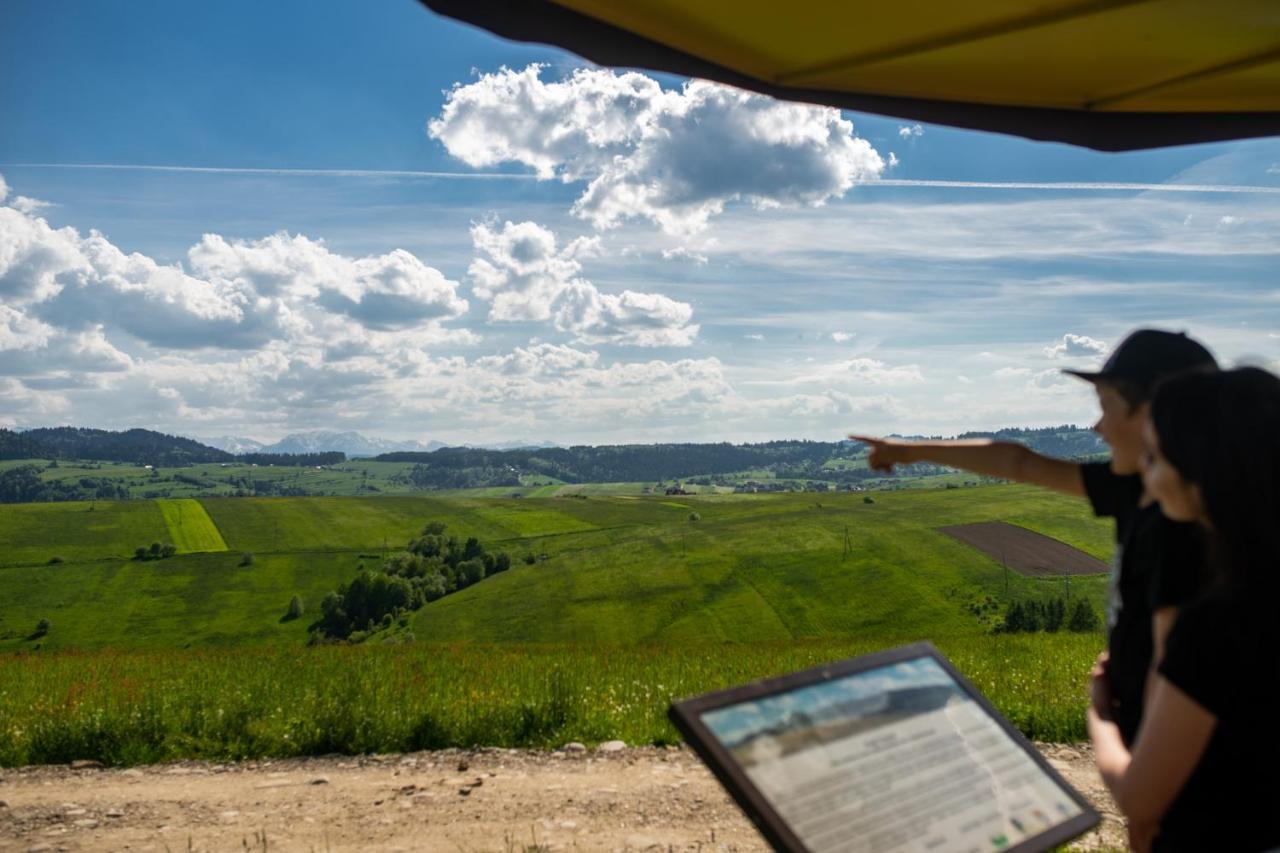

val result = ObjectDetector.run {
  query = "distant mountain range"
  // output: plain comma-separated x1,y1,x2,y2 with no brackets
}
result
197,431,450,458
198,432,562,457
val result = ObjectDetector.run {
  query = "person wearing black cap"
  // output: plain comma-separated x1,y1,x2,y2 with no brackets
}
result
852,328,1217,747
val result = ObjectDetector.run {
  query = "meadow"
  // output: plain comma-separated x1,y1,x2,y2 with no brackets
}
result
0,484,1113,765
0,634,1102,767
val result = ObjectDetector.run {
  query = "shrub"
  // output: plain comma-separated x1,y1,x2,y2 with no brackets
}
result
285,595,305,621
149,542,162,558
240,553,254,567
863,495,875,504
160,544,176,558
688,512,700,522
523,553,537,565
47,556,64,565
135,547,149,561
33,618,50,638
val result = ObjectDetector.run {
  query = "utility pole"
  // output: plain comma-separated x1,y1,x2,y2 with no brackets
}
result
1002,549,1009,599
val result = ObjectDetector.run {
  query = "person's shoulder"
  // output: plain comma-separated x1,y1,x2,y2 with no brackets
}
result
1079,461,1141,518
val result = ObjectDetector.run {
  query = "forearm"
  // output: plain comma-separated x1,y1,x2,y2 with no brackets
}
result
1088,707,1131,787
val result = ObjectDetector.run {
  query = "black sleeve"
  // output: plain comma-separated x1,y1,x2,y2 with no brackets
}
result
1149,518,1207,609
1157,599,1230,718
1080,461,1140,520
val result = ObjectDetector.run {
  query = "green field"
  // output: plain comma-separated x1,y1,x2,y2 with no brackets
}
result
0,499,166,567
156,499,228,553
0,633,1102,767
1,485,1113,764
2,485,1109,652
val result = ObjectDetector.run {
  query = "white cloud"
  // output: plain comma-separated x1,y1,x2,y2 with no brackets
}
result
430,65,885,234
554,283,698,347
744,333,764,341
468,219,698,346
0,206,89,304
475,342,599,376
898,124,924,139
9,196,51,215
831,331,854,342
661,246,709,265
1043,333,1107,360
468,220,590,322
0,179,472,353
772,356,923,386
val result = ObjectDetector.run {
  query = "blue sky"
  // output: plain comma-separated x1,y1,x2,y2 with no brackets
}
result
2,0,1277,444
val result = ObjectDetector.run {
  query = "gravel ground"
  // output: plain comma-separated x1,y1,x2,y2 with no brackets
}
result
0,743,1123,852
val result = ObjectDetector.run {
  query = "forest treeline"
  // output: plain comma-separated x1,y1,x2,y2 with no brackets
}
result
0,428,345,468
380,427,1106,490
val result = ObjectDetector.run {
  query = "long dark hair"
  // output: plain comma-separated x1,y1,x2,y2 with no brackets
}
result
1150,367,1280,592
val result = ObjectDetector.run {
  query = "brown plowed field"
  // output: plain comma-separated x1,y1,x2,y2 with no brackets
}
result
938,522,1108,576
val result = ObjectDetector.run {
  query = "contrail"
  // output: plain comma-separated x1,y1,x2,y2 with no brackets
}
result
862,178,1280,194
3,163,1278,194
0,163,538,180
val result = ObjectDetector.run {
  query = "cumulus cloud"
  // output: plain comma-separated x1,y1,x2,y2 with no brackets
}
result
430,65,885,234
0,177,471,355
1043,333,1107,360
468,220,593,321
898,124,924,139
468,220,698,346
831,331,854,342
554,283,698,347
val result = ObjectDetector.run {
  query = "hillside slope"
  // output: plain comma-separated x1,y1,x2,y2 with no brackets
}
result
0,486,1111,651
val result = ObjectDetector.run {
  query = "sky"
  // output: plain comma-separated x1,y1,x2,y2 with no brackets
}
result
1,0,1277,445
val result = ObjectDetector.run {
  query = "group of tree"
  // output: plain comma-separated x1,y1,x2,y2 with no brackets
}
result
134,542,177,560
309,522,512,641
0,465,130,503
1001,597,1100,633
237,451,345,467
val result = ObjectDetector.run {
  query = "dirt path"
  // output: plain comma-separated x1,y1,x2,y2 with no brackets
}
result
0,744,1123,852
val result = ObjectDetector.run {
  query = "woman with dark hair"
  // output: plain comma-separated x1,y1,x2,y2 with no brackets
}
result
1087,366,1280,852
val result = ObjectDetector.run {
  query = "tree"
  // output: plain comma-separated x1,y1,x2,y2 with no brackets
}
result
33,618,50,637
135,546,149,560
688,511,700,522
1068,599,1100,632
421,521,447,536
1045,597,1065,632
160,544,176,558
240,552,254,566
1003,601,1025,633
149,542,162,558
863,495,875,504
286,594,305,620
458,558,485,586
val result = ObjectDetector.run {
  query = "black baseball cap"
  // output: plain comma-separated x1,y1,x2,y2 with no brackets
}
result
1063,329,1217,395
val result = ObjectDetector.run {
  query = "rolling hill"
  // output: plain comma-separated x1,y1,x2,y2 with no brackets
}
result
0,485,1110,652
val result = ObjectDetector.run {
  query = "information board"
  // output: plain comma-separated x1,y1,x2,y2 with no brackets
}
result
670,643,1099,853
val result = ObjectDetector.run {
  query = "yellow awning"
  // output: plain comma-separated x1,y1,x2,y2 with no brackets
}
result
422,0,1280,151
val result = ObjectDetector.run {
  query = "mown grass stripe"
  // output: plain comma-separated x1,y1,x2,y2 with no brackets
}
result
156,499,228,553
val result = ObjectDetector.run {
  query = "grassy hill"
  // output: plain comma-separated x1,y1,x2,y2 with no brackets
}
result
0,485,1110,652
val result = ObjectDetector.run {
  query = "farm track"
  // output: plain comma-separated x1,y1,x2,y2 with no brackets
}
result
0,745,1123,852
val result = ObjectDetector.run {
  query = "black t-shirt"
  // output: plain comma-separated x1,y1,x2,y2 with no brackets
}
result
1154,593,1280,851
1081,462,1205,745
